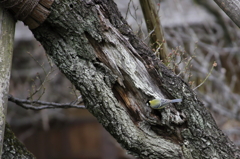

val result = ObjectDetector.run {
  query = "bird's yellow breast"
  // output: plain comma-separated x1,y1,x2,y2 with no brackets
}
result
149,99,161,106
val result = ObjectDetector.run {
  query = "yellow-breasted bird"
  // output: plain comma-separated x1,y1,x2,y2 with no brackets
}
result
146,98,182,109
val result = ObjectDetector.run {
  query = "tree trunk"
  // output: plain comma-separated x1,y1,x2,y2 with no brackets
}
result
30,0,240,158
0,6,14,155
0,6,36,158
2,0,240,158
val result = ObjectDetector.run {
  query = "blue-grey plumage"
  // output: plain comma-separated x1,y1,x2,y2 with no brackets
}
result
147,98,182,109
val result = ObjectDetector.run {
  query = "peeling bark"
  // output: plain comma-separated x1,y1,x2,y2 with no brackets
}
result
17,0,240,158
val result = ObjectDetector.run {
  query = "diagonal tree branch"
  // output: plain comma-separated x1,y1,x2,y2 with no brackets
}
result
29,0,240,158
214,0,240,28
139,0,168,63
1,0,240,158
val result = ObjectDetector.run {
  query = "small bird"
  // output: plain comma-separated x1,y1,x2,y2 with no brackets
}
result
146,98,182,109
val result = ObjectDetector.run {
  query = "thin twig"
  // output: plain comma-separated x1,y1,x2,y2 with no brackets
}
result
193,62,217,90
125,0,132,20
26,51,58,101
8,95,86,110
144,27,155,41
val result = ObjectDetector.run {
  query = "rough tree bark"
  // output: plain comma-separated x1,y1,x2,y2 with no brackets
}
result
30,0,240,158
2,0,240,158
2,124,36,158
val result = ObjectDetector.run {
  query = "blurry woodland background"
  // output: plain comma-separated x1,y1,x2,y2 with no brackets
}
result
7,0,240,158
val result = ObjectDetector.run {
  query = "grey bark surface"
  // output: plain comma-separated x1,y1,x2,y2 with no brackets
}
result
0,6,14,156
24,0,240,158
2,124,36,159
0,6,36,159
214,0,240,28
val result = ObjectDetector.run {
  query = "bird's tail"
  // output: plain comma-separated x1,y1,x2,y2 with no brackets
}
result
169,99,182,103
160,98,182,107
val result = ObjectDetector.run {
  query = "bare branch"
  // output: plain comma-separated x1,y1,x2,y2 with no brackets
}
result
8,95,86,110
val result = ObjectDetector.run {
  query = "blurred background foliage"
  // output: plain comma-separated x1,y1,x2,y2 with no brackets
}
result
7,0,240,158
